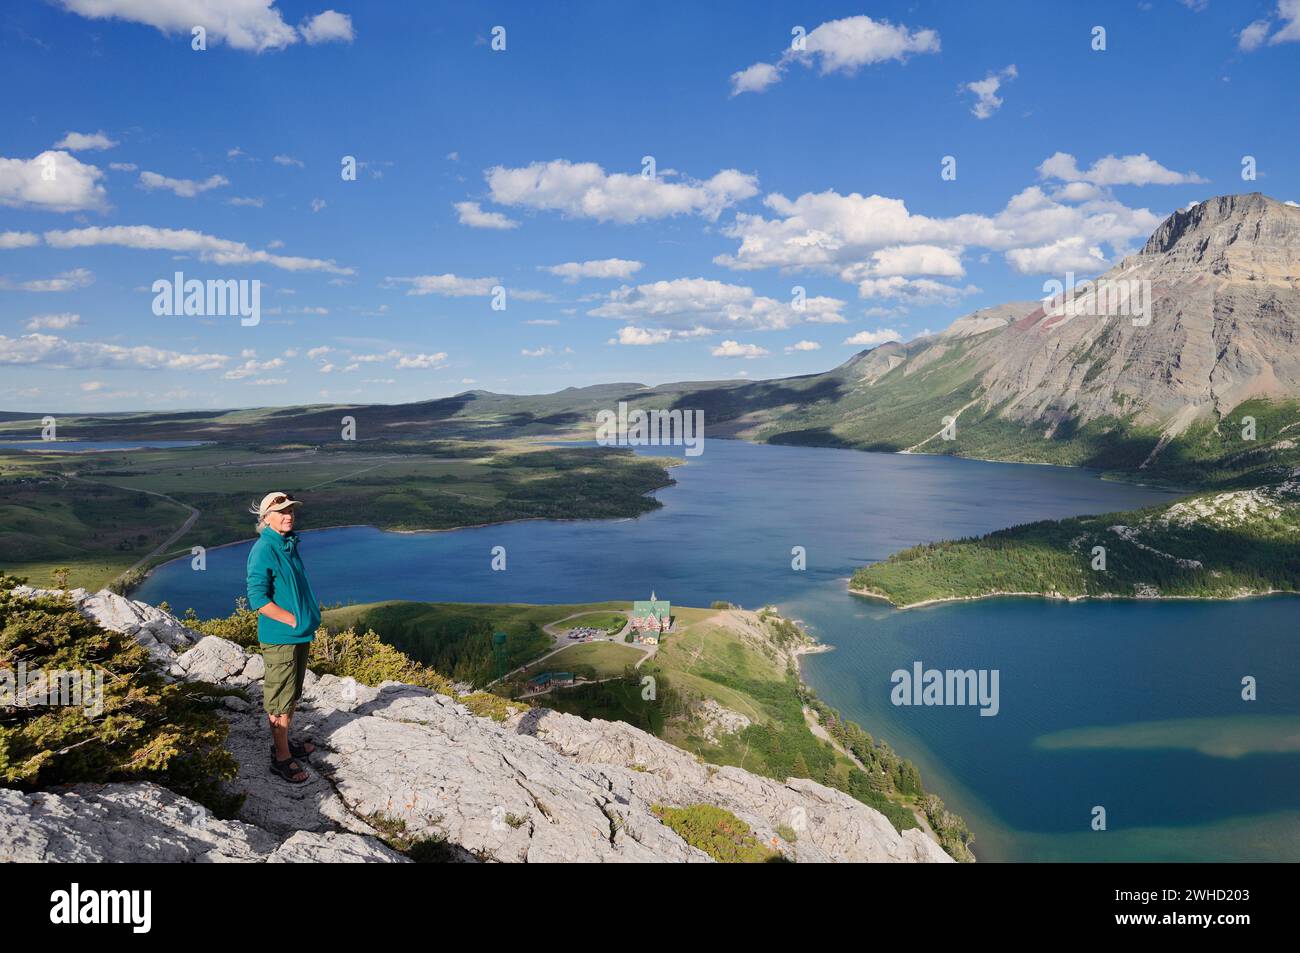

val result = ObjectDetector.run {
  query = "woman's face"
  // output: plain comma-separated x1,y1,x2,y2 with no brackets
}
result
265,507,295,534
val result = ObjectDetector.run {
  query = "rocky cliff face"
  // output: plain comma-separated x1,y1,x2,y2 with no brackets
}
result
960,193,1300,435
0,588,952,864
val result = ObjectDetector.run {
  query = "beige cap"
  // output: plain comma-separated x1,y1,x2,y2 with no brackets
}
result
257,491,300,518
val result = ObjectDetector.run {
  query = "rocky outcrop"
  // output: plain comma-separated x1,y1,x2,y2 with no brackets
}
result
1,588,953,863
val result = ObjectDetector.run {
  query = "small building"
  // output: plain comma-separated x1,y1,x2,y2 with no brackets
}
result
631,591,672,643
526,671,575,693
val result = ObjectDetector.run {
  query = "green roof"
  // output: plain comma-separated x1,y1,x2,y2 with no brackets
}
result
632,599,670,617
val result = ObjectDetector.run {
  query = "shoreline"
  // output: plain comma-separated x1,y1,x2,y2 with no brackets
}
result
846,584,1295,611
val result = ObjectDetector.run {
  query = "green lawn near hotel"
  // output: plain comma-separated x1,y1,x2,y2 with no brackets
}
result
519,641,645,682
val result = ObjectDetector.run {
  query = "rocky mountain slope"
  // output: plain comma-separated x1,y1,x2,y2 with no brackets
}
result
0,588,951,863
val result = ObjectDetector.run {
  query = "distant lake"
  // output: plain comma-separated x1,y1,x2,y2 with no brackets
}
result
135,439,1300,861
0,440,208,453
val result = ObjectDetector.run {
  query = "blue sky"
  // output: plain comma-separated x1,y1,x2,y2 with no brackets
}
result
1,0,1297,411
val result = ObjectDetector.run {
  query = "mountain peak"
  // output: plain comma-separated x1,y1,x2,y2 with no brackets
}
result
1139,193,1300,271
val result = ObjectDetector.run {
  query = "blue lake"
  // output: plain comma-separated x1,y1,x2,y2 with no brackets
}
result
135,439,1300,861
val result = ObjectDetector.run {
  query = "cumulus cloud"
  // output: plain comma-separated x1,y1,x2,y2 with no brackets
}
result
785,339,821,352
483,159,759,224
25,313,80,330
962,65,1017,119
43,225,352,274
0,231,41,249
52,0,350,52
1004,236,1108,274
454,201,518,230
139,170,229,197
1037,152,1206,186
384,274,499,297
300,10,353,44
711,340,769,359
542,258,643,282
396,352,447,369
588,277,845,332
224,357,285,380
730,15,939,95
843,329,902,347
0,268,94,292
0,332,228,371
53,131,118,151
714,178,1164,283
609,326,675,346
0,151,108,212
854,277,980,304
1238,2,1300,50
273,154,304,168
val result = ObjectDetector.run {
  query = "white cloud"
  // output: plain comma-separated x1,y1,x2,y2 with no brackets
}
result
729,62,782,95
526,319,560,326
310,197,326,212
854,277,980,303
1004,236,1108,274
273,154,305,168
0,151,108,212
306,345,332,359
139,170,229,197
521,346,553,357
224,357,285,380
396,352,448,369
484,159,759,224
589,277,845,333
1037,152,1206,186
1238,2,1300,50
0,231,41,249
730,15,940,96
711,340,769,359
843,329,901,347
454,201,518,230
0,332,228,371
229,196,264,207
81,380,104,391
610,326,674,346
962,64,1017,119
25,313,80,330
300,10,353,44
715,181,1162,285
1239,19,1272,50
0,268,94,292
384,273,499,297
44,225,353,274
785,339,821,352
542,258,643,282
54,0,300,52
53,130,117,151
109,162,137,172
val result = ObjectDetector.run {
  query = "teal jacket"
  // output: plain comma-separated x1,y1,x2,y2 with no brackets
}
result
246,526,321,644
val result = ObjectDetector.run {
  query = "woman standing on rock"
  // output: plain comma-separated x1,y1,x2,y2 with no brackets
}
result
246,492,321,784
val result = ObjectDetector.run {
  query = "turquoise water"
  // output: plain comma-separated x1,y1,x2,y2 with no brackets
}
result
135,439,1300,861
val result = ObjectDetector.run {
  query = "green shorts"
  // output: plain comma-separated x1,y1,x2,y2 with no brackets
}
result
260,641,311,715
